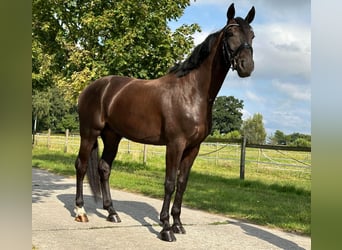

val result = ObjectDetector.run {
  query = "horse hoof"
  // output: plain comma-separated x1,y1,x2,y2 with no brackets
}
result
75,214,89,222
172,224,186,234
107,213,121,223
160,230,176,242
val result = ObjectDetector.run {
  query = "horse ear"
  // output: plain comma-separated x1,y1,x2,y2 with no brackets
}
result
245,6,255,24
227,3,235,21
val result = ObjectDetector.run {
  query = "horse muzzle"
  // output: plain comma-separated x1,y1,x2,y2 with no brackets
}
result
235,57,254,77
229,42,254,78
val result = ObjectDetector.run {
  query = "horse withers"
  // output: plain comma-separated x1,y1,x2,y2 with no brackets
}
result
74,3,255,242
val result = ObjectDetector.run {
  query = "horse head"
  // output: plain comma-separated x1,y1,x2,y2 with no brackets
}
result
222,3,255,77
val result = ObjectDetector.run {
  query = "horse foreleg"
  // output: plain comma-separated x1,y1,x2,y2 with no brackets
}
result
160,142,185,242
171,145,200,234
160,178,177,241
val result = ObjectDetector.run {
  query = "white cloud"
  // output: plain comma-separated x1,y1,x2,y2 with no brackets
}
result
176,1,311,135
253,22,311,81
241,109,252,120
188,3,311,82
190,0,230,6
192,30,210,46
191,0,310,24
245,90,265,103
267,109,311,134
256,0,310,23
223,74,253,88
272,79,311,101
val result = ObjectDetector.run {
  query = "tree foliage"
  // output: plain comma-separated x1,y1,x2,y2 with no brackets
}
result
269,129,287,145
291,138,311,147
211,96,244,134
32,0,201,132
32,0,200,103
241,113,267,144
269,130,311,147
207,130,241,142
32,87,78,132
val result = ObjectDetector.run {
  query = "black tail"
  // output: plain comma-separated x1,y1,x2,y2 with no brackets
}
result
86,140,102,202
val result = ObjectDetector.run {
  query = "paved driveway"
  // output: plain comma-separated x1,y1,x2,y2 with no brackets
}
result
32,168,310,249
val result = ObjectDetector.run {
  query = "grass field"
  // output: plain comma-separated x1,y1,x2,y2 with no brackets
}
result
32,135,311,235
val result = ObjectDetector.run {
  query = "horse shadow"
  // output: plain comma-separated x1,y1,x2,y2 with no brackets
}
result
227,220,307,250
32,168,75,203
57,194,161,236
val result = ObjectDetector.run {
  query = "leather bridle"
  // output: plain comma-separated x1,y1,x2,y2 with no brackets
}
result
222,23,253,71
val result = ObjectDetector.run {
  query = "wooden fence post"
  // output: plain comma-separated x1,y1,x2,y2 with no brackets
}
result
257,148,261,170
64,129,69,153
33,115,37,145
143,144,147,165
47,129,51,149
215,142,219,165
240,136,247,180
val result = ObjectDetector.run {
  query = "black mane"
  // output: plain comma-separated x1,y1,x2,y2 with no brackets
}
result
169,30,222,77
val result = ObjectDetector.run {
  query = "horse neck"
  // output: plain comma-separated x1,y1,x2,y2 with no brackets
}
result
195,32,230,105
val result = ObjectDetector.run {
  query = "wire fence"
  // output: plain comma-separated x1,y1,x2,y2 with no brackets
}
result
32,131,311,178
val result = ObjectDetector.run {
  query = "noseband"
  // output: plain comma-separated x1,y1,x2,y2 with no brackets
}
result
222,23,253,71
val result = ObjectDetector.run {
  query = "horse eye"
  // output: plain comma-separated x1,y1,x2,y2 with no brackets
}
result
226,32,233,37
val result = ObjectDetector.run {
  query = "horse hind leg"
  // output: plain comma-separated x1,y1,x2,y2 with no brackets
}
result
99,129,122,223
74,136,98,222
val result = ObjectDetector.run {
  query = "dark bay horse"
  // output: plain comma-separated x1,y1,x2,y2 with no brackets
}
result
74,3,255,242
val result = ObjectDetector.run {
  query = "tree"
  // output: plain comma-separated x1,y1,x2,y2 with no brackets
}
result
241,113,266,144
286,133,311,147
286,133,311,144
269,130,286,145
32,0,200,102
268,131,311,147
211,96,244,134
32,89,52,132
291,138,311,147
32,87,78,132
32,0,200,133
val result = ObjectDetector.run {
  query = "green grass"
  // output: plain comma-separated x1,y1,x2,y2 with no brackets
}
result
32,140,311,235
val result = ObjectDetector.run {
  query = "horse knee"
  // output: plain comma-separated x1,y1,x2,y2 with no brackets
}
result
164,180,176,194
75,157,80,169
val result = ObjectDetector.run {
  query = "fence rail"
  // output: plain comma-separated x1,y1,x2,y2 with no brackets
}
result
32,130,311,179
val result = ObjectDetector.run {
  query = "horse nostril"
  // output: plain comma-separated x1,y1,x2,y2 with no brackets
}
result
240,60,245,69
239,59,254,71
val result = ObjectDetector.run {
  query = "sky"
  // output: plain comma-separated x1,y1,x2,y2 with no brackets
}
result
169,0,311,136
